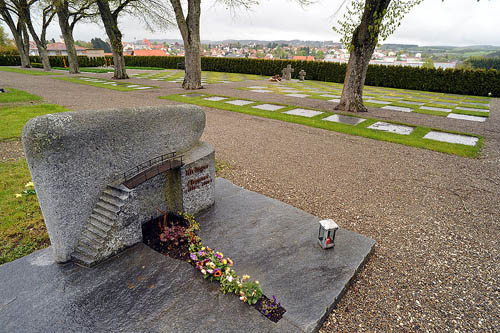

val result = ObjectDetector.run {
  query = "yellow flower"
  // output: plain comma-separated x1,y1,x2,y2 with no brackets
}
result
222,259,227,265
15,193,22,198
25,181,34,188
255,281,259,284
242,274,250,280
201,247,205,251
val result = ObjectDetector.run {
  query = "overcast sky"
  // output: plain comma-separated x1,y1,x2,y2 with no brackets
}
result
5,0,500,46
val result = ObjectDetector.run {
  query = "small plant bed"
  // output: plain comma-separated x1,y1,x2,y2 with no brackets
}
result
0,88,42,104
0,66,62,76
54,76,157,91
142,211,286,323
240,81,491,121
161,93,483,158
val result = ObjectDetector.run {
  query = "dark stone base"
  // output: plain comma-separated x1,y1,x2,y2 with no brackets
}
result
0,178,375,333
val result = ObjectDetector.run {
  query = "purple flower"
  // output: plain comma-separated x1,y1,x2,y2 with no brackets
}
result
190,253,197,260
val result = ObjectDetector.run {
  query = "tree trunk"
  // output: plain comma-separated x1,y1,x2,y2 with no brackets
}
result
183,41,202,89
56,1,79,74
0,7,30,67
21,2,51,71
96,0,128,79
21,21,30,67
170,0,202,89
335,0,391,112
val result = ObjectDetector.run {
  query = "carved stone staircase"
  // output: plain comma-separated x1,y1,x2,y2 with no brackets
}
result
71,184,132,266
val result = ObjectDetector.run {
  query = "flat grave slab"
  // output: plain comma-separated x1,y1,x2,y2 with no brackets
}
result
204,96,228,102
284,108,323,117
182,93,205,98
250,89,272,93
323,114,366,125
225,99,254,106
447,113,487,122
328,99,341,103
420,106,452,112
382,105,413,112
456,106,489,113
423,131,478,146
462,101,490,107
434,101,458,106
252,104,286,111
381,95,403,100
365,99,392,105
400,100,425,106
320,94,340,98
285,93,310,98
367,122,414,135
0,179,374,333
247,86,267,89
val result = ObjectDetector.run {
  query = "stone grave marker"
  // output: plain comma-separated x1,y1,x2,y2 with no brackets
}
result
282,64,294,80
298,69,306,81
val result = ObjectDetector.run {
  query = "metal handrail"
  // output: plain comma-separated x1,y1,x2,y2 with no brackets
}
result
122,152,183,183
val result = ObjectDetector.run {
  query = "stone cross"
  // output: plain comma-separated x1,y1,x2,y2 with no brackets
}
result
298,69,306,81
282,64,294,80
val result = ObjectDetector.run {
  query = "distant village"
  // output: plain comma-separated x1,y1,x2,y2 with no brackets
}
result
30,38,457,69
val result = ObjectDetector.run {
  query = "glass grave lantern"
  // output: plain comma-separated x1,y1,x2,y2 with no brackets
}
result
318,219,338,249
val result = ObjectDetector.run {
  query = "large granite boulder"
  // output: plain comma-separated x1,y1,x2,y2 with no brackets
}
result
23,105,214,265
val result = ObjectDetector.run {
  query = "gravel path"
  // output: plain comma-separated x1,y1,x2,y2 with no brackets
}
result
3,69,499,331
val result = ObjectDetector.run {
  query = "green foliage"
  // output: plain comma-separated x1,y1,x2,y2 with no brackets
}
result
333,0,422,48
463,56,500,70
422,58,435,69
91,37,111,53
240,281,263,305
0,26,8,46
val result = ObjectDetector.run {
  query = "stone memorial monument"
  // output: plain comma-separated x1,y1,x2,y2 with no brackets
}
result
22,105,215,266
282,64,294,80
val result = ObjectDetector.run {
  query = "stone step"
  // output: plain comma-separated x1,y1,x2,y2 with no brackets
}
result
100,193,124,207
89,217,112,233
96,200,120,213
103,186,129,200
76,244,99,258
90,213,114,226
71,251,94,267
86,224,108,238
94,207,117,221
81,231,105,245
79,237,101,251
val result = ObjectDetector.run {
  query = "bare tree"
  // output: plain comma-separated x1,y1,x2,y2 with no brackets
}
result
0,0,31,67
54,0,94,73
13,0,56,71
333,0,422,112
95,0,174,79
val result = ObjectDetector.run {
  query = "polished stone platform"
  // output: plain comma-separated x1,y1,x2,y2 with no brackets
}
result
0,178,375,333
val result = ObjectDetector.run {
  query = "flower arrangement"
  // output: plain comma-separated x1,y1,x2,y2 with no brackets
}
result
259,295,282,318
189,245,263,305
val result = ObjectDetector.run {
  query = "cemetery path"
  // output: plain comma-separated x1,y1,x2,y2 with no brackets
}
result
3,70,500,332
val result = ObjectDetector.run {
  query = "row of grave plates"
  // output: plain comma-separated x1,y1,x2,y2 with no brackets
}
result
79,77,154,90
245,86,490,122
184,94,479,147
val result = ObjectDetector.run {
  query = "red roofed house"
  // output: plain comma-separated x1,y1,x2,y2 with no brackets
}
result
292,56,316,61
132,49,167,56
29,41,89,56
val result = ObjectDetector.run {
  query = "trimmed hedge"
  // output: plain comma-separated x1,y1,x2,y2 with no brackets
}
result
464,56,500,71
2,54,499,96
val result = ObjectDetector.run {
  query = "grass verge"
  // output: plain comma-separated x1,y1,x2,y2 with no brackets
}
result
0,104,67,141
0,66,62,76
0,159,49,265
0,88,42,104
162,94,482,158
